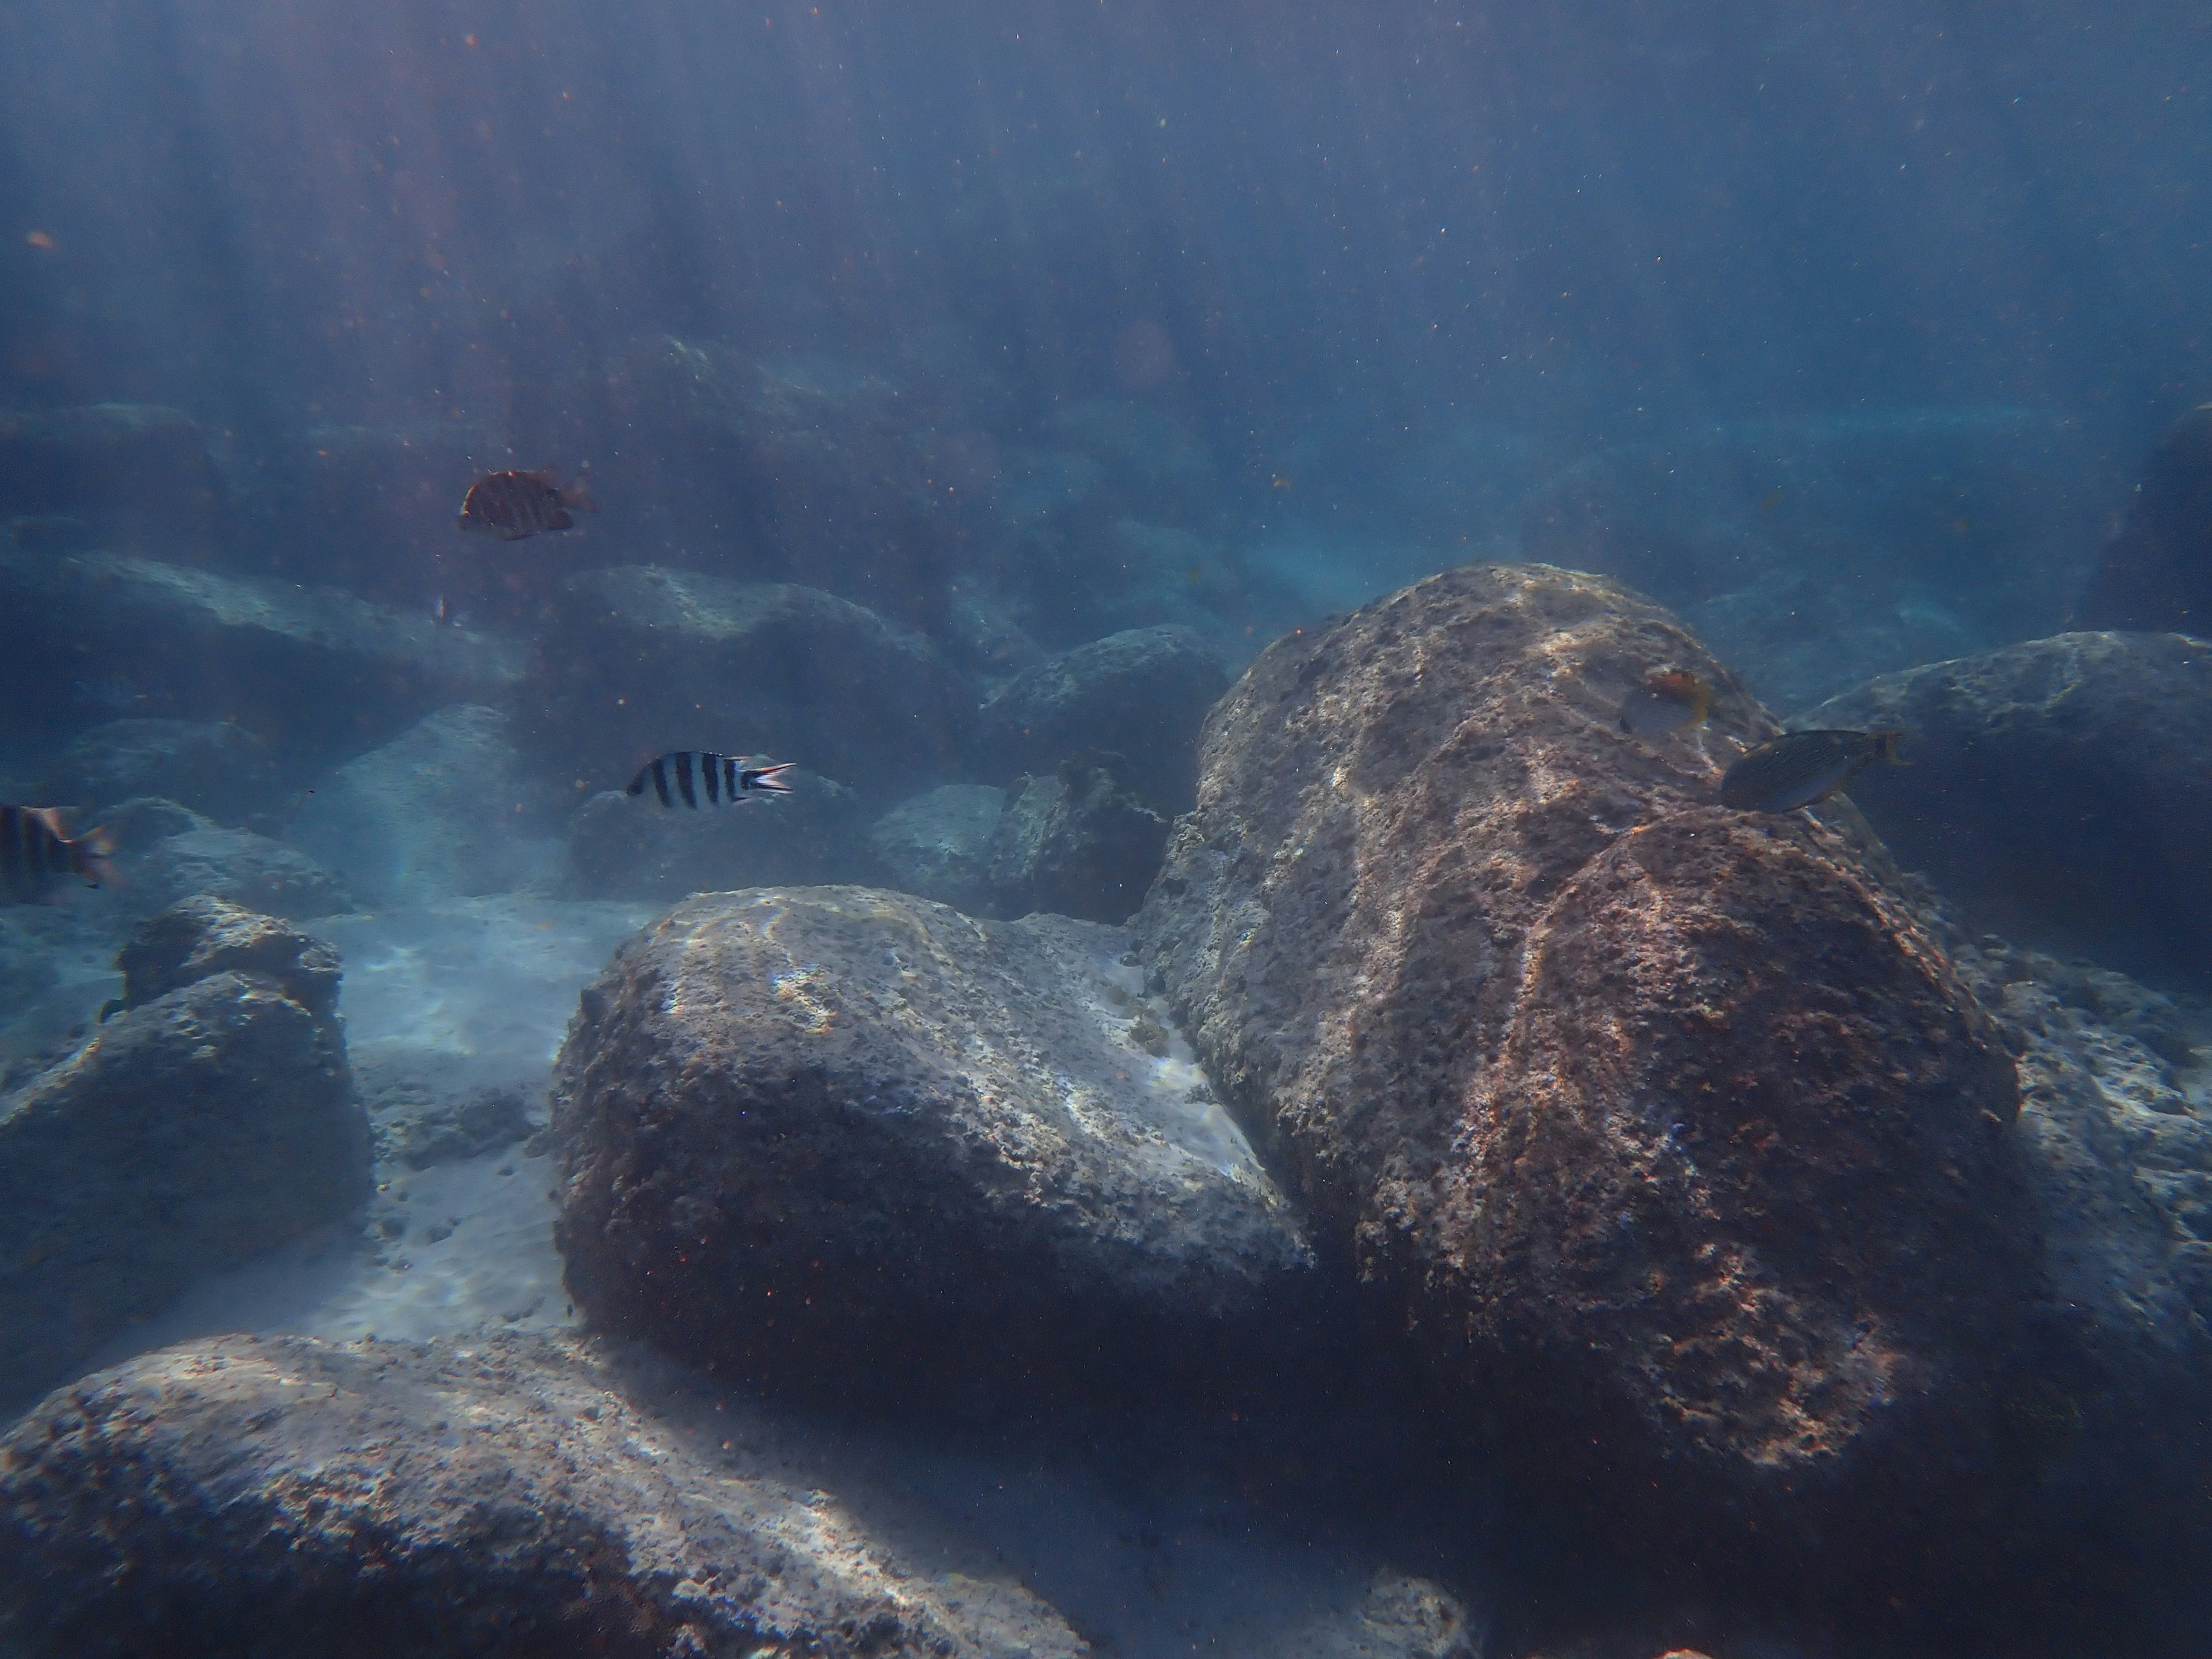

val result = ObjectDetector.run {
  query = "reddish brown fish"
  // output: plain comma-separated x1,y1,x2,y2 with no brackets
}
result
1,805,115,902
456,467,596,541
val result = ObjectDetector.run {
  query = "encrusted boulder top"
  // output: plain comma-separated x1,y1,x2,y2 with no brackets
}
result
1136,563,2033,1575
554,887,1317,1415
0,1332,1089,1659
115,893,342,1014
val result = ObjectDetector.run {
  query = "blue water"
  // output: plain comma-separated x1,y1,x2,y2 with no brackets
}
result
3,3,2211,1656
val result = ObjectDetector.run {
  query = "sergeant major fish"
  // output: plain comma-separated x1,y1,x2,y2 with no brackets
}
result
1618,669,1714,738
1,805,115,902
627,752,796,809
1719,729,1903,813
457,467,596,541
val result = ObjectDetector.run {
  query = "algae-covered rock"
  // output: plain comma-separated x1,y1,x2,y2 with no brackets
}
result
0,1331,1089,1659
1137,561,2035,1598
554,887,1316,1415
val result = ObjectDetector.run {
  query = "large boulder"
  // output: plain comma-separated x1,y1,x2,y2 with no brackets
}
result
1808,631,2212,987
988,755,1171,925
974,623,1229,810
0,1331,1089,1659
554,887,1317,1415
511,566,972,808
0,898,366,1408
130,826,355,920
868,784,1007,914
0,548,524,749
1136,563,2039,1606
2071,402,2212,633
289,704,568,906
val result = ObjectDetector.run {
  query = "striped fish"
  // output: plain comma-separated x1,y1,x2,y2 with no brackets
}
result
456,467,596,541
626,752,797,809
1,805,115,902
1719,729,1903,813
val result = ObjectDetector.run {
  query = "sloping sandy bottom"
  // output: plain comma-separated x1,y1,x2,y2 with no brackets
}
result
62,892,1455,1659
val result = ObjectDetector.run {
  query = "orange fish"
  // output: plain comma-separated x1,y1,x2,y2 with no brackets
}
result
457,467,596,541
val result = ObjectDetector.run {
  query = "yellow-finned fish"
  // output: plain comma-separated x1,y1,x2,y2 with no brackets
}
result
1,805,115,902
1720,729,1903,813
457,467,596,541
1618,669,1714,737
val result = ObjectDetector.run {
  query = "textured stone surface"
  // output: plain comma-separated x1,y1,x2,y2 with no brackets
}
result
988,756,1170,925
974,623,1229,810
115,895,341,1014
554,887,1315,1414
132,827,355,920
513,566,973,806
869,784,1007,914
1136,562,2035,1577
1809,630,2212,985
1271,1571,1483,1659
0,1331,1089,1659
0,902,365,1407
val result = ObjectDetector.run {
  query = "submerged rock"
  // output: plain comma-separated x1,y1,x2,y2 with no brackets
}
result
2071,402,2212,634
0,1331,1089,1659
554,887,1317,1416
132,826,355,919
513,565,972,807
868,783,1007,914
0,899,365,1408
290,704,567,906
974,623,1229,810
1137,562,2036,1600
0,547,523,747
39,718,283,825
1809,630,2212,987
988,753,1171,925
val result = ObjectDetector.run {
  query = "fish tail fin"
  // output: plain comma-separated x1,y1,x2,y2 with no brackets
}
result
560,469,597,514
1874,729,1906,765
73,825,120,889
748,763,797,794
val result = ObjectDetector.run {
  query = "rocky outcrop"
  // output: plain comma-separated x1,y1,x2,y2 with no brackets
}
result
0,1331,1089,1659
132,827,355,919
1808,630,2212,986
512,566,972,807
0,547,524,746
974,623,1229,810
0,899,365,1407
988,754,1170,925
554,887,1316,1415
1136,563,2037,1595
290,704,567,906
868,785,1007,914
2072,402,2212,634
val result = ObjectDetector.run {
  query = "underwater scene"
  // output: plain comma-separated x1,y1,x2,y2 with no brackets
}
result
2,2,2210,1655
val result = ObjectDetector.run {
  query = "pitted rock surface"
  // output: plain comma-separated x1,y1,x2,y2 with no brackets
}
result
1135,562,2033,1573
0,1332,1089,1659
554,886,1315,1413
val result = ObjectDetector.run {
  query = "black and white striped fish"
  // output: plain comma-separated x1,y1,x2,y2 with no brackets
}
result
1,805,115,902
626,752,796,809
